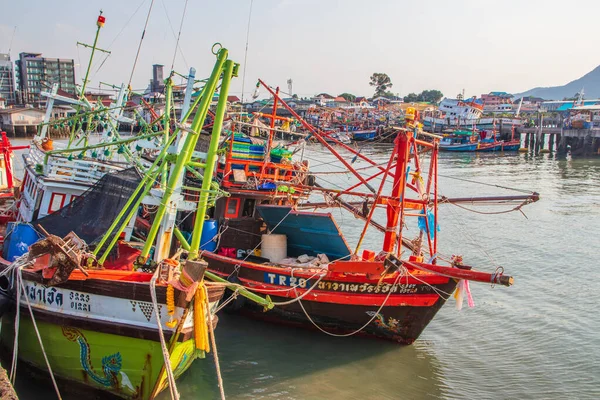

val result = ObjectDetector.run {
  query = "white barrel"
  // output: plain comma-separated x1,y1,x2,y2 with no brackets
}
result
261,234,287,263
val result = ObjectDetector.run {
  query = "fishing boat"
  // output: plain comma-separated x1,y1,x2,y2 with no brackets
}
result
351,129,378,141
0,14,257,397
439,130,479,152
194,80,539,344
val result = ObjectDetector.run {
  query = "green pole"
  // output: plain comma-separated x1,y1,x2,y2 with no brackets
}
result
173,227,190,251
189,59,235,259
68,14,103,147
204,271,274,310
139,48,228,260
93,131,179,260
161,77,173,188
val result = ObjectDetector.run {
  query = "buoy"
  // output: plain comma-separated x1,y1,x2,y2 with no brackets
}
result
518,147,528,152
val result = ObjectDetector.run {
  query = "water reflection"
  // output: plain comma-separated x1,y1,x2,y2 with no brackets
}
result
171,313,451,400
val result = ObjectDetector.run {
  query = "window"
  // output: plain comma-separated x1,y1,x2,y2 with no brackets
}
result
224,198,240,218
48,193,66,213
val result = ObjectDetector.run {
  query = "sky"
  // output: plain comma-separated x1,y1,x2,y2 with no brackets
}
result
2,0,600,100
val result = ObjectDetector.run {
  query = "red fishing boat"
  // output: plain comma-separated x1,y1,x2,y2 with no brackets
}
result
183,81,539,344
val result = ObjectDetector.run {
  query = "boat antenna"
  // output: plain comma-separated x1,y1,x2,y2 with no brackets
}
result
128,0,156,89
240,0,254,103
169,0,189,73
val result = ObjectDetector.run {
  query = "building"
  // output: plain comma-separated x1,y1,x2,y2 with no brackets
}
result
0,107,45,135
0,54,16,105
313,93,335,106
16,52,76,106
151,64,164,93
481,92,513,113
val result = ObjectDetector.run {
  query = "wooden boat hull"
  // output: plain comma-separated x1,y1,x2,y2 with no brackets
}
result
0,268,225,399
204,252,457,344
476,142,503,152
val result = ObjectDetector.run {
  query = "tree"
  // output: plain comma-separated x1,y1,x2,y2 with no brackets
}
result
369,73,393,97
403,93,419,103
421,90,444,104
403,89,444,104
292,94,298,99
338,93,356,102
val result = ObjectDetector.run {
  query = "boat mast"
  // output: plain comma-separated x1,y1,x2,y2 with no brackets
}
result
382,130,411,254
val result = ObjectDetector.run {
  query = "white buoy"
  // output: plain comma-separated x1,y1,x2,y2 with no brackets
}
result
261,234,287,263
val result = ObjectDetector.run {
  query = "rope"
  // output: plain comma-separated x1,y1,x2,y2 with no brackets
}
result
438,174,535,194
150,268,179,400
204,285,226,400
128,0,156,88
240,0,254,103
449,200,531,215
166,0,190,72
293,270,404,337
17,267,63,399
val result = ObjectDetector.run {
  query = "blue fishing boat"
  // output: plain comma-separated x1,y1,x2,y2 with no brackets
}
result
439,131,479,152
352,129,377,141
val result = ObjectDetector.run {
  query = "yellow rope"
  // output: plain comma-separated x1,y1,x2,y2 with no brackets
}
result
194,282,210,352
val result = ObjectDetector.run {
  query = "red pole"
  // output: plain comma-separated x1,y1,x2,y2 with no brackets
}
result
354,141,397,255
1,132,14,190
267,87,279,155
433,142,439,258
258,80,377,193
383,131,411,253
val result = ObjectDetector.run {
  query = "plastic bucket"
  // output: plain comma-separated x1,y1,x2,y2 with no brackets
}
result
3,223,41,262
200,219,219,252
261,234,287,263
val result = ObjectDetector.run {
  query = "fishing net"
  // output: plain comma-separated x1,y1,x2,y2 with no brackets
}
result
32,167,143,249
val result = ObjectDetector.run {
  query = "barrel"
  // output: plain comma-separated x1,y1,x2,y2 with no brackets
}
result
261,234,287,263
200,219,219,252
3,223,41,262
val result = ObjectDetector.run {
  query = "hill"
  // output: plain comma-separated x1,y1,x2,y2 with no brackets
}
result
514,65,600,100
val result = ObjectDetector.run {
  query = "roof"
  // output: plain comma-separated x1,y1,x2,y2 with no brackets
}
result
560,101,600,111
571,104,600,111
488,91,511,97
227,95,241,103
316,93,335,99
334,96,347,102
355,96,367,102
0,107,45,114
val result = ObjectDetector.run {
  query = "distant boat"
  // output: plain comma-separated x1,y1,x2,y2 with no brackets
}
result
351,129,377,141
439,130,479,151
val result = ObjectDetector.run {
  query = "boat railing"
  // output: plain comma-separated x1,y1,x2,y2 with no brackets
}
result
218,157,308,189
27,144,124,184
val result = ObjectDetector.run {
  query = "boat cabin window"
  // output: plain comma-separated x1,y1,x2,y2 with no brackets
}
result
224,198,240,218
242,198,256,217
48,193,66,213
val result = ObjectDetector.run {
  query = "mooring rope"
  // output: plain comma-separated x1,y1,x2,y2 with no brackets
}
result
150,268,179,400
17,266,63,399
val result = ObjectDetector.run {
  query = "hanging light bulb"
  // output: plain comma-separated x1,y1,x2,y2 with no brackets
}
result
252,82,260,99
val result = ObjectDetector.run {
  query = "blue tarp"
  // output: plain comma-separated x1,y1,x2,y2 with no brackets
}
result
256,205,351,261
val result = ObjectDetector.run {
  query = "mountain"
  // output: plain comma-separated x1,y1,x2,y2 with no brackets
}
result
513,65,600,100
